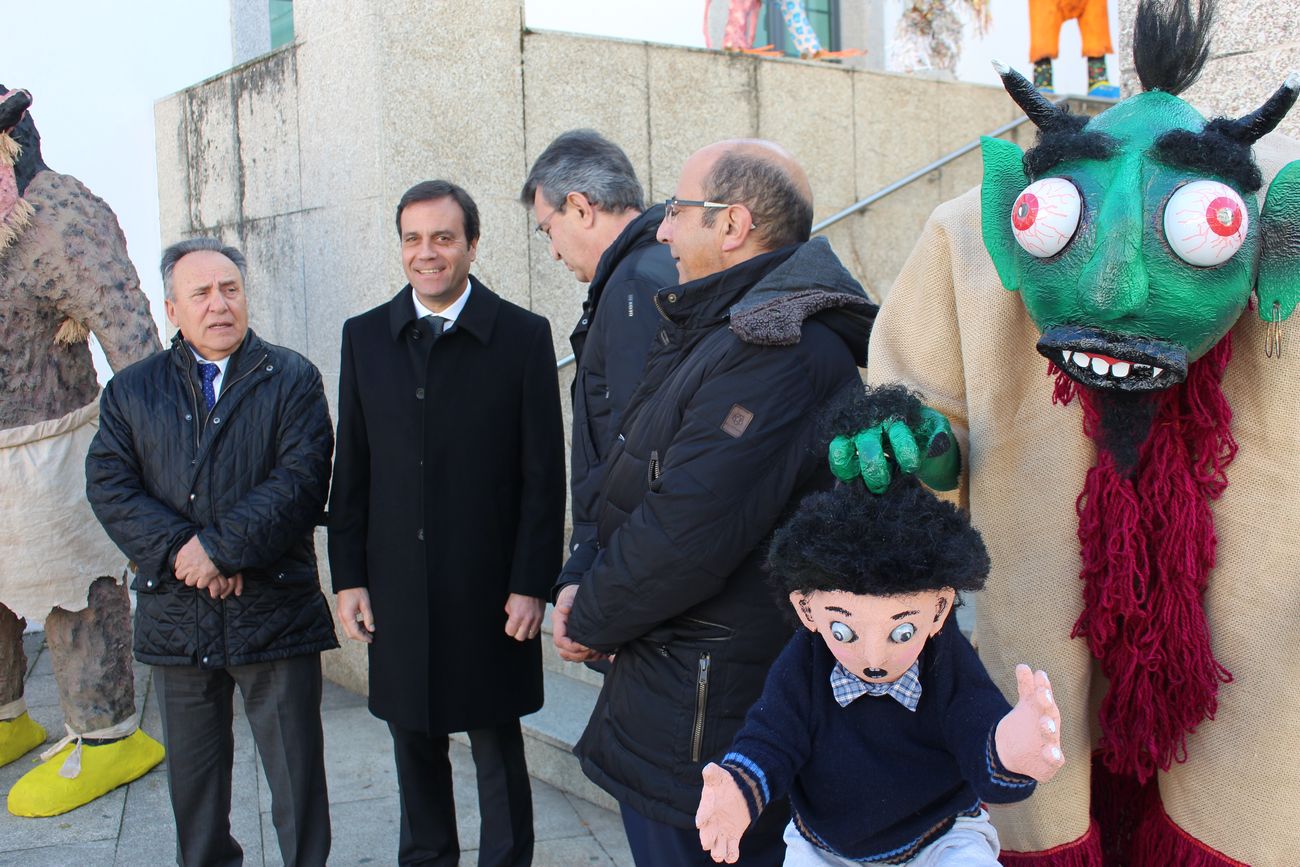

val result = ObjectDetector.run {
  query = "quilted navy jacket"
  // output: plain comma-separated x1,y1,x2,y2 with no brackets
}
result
86,330,338,668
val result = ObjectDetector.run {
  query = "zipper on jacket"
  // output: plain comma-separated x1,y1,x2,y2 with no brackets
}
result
691,652,711,763
648,449,661,486
212,351,270,420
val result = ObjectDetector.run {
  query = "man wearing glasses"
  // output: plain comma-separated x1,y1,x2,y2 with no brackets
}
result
520,130,678,603
552,140,877,865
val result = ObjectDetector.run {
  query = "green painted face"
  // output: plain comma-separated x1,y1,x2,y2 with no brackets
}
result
982,91,1300,392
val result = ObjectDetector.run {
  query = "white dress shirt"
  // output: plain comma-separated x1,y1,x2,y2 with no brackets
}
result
412,279,472,331
187,344,231,403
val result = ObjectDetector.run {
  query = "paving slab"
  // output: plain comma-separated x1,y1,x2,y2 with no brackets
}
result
0,635,631,866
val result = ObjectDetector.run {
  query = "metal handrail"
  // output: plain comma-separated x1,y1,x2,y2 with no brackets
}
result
555,107,1045,371
810,111,1037,235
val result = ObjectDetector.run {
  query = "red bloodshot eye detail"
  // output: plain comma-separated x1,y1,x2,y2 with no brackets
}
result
1012,194,1038,231
1163,180,1249,267
1205,196,1242,237
1010,178,1081,258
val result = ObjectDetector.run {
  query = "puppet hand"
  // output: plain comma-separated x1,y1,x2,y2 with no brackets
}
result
995,664,1065,782
696,762,751,864
828,406,959,493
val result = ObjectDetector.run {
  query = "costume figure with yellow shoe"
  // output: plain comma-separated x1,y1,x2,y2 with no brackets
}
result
0,86,164,816
831,0,1300,862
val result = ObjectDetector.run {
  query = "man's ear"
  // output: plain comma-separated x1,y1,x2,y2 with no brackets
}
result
720,204,755,253
567,191,598,228
928,589,956,637
164,297,178,328
1257,159,1300,323
789,591,818,631
980,135,1029,293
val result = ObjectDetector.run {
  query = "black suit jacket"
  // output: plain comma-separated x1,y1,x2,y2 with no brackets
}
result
328,278,565,734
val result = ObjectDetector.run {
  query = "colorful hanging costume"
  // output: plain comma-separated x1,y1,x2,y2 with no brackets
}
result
838,1,1300,862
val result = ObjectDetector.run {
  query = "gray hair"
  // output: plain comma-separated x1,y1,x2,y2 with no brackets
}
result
701,151,813,251
160,237,247,299
520,129,645,214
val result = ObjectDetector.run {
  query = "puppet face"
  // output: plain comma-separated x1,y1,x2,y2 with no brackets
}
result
982,90,1300,394
789,589,954,683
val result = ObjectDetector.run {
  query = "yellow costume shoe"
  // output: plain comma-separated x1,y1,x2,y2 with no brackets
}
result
0,713,45,768
7,728,164,817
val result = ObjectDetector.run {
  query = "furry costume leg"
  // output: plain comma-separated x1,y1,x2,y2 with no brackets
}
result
7,578,162,817
0,604,44,768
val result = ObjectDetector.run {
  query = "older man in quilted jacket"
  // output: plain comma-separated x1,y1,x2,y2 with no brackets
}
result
86,237,337,867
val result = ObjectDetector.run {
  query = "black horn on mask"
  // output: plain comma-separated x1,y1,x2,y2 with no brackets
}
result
1218,74,1300,145
992,61,1073,134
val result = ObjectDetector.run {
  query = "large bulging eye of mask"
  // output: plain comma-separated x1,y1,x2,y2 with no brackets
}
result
829,621,857,643
1011,178,1082,258
1162,180,1249,267
889,623,916,643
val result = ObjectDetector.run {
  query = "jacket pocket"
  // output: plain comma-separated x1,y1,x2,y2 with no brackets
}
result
690,652,711,763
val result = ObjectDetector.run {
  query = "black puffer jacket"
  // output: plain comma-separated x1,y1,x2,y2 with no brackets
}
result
567,237,876,826
86,330,338,668
566,204,678,564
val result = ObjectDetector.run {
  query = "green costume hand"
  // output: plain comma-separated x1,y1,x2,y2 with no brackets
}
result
828,407,960,493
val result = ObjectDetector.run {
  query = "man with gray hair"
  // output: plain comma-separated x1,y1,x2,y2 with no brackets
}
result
87,237,337,866
521,130,677,589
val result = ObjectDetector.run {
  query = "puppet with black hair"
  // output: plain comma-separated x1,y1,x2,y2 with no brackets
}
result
0,87,163,816
694,432,1064,865
832,0,1300,862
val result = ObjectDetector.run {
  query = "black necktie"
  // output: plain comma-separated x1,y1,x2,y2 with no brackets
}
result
423,315,447,341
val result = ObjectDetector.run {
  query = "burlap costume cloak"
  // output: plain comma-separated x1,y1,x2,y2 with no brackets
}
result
866,133,1300,864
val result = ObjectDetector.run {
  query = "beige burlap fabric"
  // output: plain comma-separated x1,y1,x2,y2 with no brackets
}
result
865,133,1300,864
0,398,127,619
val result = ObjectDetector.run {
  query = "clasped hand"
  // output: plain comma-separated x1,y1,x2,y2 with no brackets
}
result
174,535,242,599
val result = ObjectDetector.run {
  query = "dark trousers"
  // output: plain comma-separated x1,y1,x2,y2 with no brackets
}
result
387,719,534,867
620,797,789,867
153,654,331,867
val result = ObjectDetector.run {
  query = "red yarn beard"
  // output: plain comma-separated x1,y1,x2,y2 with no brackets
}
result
1050,335,1235,784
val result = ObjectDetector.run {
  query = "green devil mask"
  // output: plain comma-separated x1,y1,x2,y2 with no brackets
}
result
980,56,1300,393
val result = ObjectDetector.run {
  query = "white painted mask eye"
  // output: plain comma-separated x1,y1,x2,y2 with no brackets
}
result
1011,178,1082,258
829,621,856,643
1163,180,1249,267
890,623,916,643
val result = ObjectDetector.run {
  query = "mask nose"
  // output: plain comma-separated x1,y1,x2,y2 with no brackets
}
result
1075,196,1149,321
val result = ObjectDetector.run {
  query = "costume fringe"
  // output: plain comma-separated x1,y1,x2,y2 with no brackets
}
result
1090,753,1158,863
1132,801,1248,867
54,317,90,346
1049,336,1235,784
998,822,1103,866
0,196,32,252
0,133,19,167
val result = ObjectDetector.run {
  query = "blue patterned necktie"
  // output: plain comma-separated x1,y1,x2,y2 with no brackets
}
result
198,362,220,411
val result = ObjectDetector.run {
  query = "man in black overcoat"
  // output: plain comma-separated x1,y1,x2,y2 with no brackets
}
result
327,180,565,867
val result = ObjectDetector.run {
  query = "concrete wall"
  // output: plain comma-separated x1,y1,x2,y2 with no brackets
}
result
1116,0,1300,140
154,0,1038,692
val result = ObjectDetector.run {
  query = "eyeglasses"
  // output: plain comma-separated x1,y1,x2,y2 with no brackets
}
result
534,206,562,239
664,197,735,220
664,197,758,230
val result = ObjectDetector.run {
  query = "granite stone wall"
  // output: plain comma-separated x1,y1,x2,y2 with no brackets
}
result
1116,0,1300,139
154,0,1038,692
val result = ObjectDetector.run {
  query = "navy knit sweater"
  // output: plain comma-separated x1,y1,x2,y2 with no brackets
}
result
720,625,1036,863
